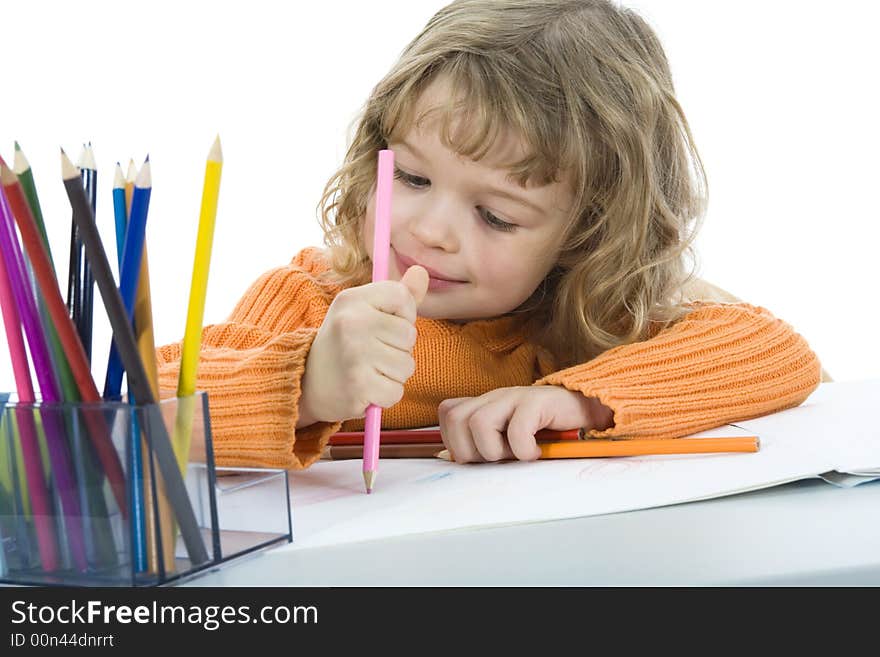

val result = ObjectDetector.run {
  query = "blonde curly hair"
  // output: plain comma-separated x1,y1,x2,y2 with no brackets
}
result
318,0,707,367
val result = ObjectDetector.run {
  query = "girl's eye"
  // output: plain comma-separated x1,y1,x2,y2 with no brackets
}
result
393,167,430,189
478,207,517,233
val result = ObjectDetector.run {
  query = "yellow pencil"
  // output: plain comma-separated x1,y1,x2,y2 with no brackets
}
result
171,136,222,475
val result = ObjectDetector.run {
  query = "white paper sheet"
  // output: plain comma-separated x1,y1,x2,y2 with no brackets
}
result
264,380,879,550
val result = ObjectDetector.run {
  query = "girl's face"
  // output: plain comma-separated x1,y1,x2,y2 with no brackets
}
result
363,78,573,322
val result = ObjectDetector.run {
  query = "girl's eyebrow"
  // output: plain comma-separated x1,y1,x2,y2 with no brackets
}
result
397,139,426,160
485,185,545,215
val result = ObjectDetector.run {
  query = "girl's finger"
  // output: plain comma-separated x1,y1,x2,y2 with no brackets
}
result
438,396,488,463
372,310,418,352
372,340,416,385
505,402,544,461
467,400,517,463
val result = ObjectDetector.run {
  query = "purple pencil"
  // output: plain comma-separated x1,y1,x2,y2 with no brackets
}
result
0,182,87,571
0,253,59,570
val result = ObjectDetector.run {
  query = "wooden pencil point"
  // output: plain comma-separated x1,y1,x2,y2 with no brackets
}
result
12,146,30,175
135,158,152,187
0,160,18,185
208,135,223,162
113,163,125,188
60,149,79,180
82,144,97,171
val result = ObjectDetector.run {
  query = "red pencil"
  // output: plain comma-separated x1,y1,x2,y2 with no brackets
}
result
1,161,128,514
329,427,582,446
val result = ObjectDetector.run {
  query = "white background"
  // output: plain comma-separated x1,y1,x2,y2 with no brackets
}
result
0,0,877,391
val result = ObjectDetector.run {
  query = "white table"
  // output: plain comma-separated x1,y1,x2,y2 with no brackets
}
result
186,478,880,586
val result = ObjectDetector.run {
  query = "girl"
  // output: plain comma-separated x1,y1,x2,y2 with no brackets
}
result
157,0,823,469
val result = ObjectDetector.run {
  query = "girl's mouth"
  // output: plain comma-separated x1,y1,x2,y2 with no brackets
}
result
394,250,468,291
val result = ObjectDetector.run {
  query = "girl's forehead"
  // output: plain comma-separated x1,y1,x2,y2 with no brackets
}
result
396,75,532,172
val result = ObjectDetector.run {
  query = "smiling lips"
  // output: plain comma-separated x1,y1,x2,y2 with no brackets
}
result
394,250,467,291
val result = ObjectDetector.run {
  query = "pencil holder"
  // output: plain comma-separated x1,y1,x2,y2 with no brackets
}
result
0,392,291,586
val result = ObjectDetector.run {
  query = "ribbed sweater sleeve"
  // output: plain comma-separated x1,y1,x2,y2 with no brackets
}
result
156,249,343,469
534,303,821,439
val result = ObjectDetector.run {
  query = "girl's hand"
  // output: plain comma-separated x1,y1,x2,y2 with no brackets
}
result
297,265,429,426
438,386,614,463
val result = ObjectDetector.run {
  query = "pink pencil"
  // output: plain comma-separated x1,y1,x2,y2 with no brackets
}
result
0,205,59,571
363,149,394,494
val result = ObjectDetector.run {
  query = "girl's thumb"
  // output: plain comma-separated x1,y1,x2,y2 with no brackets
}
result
400,265,430,306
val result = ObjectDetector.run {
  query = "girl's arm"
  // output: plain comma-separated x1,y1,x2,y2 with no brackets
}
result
680,277,833,382
156,248,344,470
534,302,822,440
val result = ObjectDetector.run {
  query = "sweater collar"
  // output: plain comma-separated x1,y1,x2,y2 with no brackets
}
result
415,315,526,353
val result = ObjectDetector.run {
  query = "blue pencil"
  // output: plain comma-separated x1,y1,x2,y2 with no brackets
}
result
112,163,127,273
111,161,146,572
103,157,151,400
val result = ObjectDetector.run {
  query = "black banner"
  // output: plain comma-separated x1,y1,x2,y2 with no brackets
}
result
0,586,868,650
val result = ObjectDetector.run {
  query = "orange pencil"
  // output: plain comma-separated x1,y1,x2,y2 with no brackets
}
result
436,436,759,461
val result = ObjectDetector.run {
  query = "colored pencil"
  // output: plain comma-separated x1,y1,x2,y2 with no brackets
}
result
176,136,222,401
330,427,581,446
65,146,88,360
104,156,151,401
115,157,152,573
0,171,87,570
133,242,161,573
172,136,222,472
0,248,58,570
125,159,136,208
1,411,35,571
324,443,445,460
112,163,127,272
80,144,97,362
435,435,761,461
13,143,79,403
11,146,116,568
13,143,52,265
2,158,128,515
61,149,209,567
133,203,165,573
363,149,394,494
157,137,223,573
65,152,82,348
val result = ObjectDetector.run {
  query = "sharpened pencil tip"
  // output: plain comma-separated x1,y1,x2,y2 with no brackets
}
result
13,145,30,175
135,157,152,188
0,158,14,184
363,470,376,493
208,135,223,162
60,149,79,180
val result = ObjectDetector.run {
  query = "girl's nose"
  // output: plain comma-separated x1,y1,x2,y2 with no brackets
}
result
405,198,460,252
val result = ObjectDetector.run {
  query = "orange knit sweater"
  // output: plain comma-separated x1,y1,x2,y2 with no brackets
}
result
156,247,821,470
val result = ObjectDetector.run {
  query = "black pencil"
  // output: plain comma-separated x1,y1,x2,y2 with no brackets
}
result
65,149,82,349
80,144,97,361
61,149,209,567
